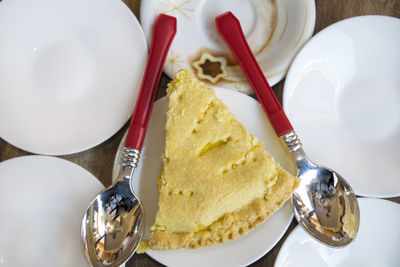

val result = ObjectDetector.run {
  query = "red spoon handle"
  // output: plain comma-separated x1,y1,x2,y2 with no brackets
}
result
215,12,293,137
125,14,177,150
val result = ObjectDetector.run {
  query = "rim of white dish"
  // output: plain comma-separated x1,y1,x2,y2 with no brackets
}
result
283,14,399,110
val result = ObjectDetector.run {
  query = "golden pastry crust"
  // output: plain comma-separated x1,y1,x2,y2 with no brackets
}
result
148,69,299,250
150,169,299,249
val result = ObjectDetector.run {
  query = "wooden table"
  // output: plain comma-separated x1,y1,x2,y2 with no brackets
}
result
0,0,398,266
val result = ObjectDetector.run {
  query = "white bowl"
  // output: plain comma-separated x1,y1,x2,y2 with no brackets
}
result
0,0,148,155
0,156,104,266
283,15,400,197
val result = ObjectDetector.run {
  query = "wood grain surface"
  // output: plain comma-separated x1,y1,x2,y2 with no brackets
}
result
0,0,399,266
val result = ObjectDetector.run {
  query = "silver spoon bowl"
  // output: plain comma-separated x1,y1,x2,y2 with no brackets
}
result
282,132,359,246
81,148,144,266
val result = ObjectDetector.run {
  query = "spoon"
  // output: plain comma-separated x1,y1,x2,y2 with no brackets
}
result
215,12,359,247
81,14,176,266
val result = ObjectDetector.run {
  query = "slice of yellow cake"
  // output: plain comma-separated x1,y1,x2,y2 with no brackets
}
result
149,69,299,250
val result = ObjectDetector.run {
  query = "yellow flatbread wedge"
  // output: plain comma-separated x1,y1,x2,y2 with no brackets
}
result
147,69,299,250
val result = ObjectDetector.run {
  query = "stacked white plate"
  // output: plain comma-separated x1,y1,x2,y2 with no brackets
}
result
0,0,148,155
283,15,400,198
0,156,104,266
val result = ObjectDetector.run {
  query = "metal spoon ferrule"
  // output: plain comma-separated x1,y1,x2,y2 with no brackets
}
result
121,147,140,168
280,131,311,174
280,131,302,153
118,147,141,195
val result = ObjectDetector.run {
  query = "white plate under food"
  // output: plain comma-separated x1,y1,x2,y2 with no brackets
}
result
0,156,104,266
112,87,297,267
140,0,315,94
274,198,400,267
0,0,147,155
283,15,400,197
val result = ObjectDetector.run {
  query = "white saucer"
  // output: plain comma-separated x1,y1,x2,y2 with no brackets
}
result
0,0,147,155
113,88,297,266
0,156,104,266
140,0,315,94
283,16,400,197
274,198,400,267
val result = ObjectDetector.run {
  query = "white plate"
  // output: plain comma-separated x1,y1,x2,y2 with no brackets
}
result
0,156,104,266
283,16,400,197
140,0,315,94
0,0,147,155
112,87,297,267
274,198,400,267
